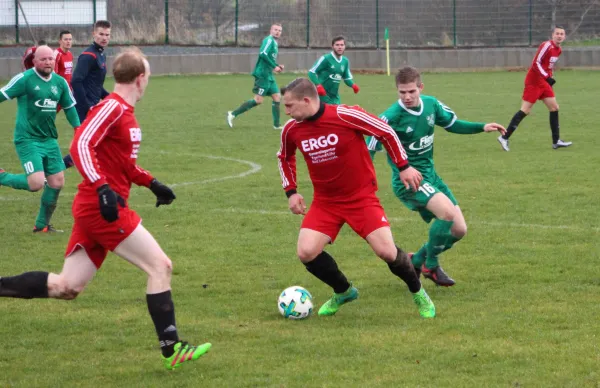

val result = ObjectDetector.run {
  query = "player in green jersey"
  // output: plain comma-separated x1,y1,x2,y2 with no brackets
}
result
0,45,80,232
227,23,284,130
308,36,359,104
367,67,505,286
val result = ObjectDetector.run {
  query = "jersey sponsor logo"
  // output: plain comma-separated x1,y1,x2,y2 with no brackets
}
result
34,99,58,110
549,56,559,69
129,127,142,158
64,61,73,74
408,134,434,154
301,134,339,152
328,74,342,82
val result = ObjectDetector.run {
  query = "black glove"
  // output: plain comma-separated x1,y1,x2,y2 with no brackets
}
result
546,77,556,86
150,179,176,207
97,184,125,222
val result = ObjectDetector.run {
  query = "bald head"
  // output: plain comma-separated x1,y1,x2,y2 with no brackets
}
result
33,45,55,77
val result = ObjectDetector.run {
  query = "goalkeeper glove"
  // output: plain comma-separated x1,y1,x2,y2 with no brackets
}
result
150,179,176,207
316,84,326,96
352,84,360,94
546,77,556,86
97,184,125,222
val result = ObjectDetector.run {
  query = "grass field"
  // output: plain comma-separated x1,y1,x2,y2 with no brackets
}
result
1,70,599,387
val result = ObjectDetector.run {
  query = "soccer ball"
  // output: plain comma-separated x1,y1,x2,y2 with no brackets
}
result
278,286,313,319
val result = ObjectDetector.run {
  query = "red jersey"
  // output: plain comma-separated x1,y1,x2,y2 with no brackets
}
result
54,48,74,85
526,40,562,82
22,46,36,70
278,103,409,203
70,94,154,209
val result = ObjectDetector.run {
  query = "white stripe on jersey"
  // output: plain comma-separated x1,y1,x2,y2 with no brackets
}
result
536,41,552,77
78,100,121,182
261,37,272,55
309,56,325,73
277,120,299,189
337,106,407,161
1,73,25,100
61,77,77,109
367,135,379,151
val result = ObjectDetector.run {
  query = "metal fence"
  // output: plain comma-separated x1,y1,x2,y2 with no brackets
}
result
1,0,599,47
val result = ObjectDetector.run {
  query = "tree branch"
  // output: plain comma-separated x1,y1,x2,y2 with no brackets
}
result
569,0,599,37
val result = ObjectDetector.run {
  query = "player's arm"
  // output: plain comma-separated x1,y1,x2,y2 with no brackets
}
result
308,56,328,95
71,54,94,111
0,73,27,103
59,78,80,128
259,37,279,69
125,164,175,207
277,123,299,196
53,50,61,74
434,99,484,134
533,41,554,83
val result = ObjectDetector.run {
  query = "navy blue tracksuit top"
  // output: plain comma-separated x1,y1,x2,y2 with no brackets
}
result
72,42,110,122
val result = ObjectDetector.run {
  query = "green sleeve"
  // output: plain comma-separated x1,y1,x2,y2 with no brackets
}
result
433,99,458,128
0,73,27,101
445,120,485,134
59,77,76,110
343,60,354,87
259,37,279,68
64,105,81,128
308,56,327,84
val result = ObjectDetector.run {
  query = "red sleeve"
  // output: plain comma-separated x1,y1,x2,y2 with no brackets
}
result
277,120,298,193
533,41,552,78
54,50,61,74
69,99,124,190
126,164,154,188
22,47,34,70
336,105,409,169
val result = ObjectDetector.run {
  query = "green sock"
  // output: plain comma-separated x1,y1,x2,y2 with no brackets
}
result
425,219,454,269
442,235,461,253
35,184,61,229
272,101,281,127
0,171,30,191
412,244,427,267
232,99,258,117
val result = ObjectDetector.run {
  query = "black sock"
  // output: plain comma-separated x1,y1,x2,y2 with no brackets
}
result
146,290,179,357
504,110,527,140
387,247,421,293
0,271,49,299
63,154,74,169
550,111,560,144
304,251,351,294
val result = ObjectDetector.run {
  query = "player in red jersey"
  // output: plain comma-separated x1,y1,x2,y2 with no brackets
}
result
498,26,572,151
277,77,436,319
21,40,46,70
54,30,74,85
0,48,211,370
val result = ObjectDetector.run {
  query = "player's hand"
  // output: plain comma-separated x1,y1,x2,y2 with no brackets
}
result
483,122,507,136
546,77,556,86
97,184,124,222
288,193,307,215
150,179,176,207
399,166,422,192
274,65,283,73
352,84,360,94
316,84,326,96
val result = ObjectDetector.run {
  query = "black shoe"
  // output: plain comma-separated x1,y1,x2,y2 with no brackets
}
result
33,225,64,233
422,265,455,287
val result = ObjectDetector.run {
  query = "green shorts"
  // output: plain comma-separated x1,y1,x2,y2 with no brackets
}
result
14,138,65,176
394,173,458,223
252,77,280,97
320,94,340,105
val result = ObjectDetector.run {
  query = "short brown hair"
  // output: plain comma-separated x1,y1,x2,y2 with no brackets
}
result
332,36,345,46
395,66,422,86
94,20,111,30
281,78,317,100
113,47,147,84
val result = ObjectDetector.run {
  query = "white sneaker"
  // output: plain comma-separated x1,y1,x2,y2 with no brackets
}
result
273,126,283,131
552,139,572,149
226,111,235,128
497,135,510,151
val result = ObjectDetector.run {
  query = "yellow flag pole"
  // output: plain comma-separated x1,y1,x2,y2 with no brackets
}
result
385,28,390,76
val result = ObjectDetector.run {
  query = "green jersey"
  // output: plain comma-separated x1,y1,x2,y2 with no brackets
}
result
367,95,484,191
0,69,76,142
308,52,354,101
252,35,279,80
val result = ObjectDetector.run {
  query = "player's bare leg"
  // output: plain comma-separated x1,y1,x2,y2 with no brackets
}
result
499,100,534,151
366,227,435,318
0,248,96,299
297,228,357,316
33,171,64,233
227,94,263,128
542,97,571,149
114,224,211,369
272,93,282,130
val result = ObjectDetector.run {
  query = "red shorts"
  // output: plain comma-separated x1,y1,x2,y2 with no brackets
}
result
522,81,555,103
64,206,141,269
301,196,390,243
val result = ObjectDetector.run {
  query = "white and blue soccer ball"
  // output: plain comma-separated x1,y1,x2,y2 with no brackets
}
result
278,286,313,319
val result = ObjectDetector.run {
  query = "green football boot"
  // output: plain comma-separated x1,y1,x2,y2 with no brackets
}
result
318,285,359,316
162,341,212,370
412,287,436,318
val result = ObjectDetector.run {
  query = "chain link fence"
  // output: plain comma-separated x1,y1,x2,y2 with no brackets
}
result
1,0,599,47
